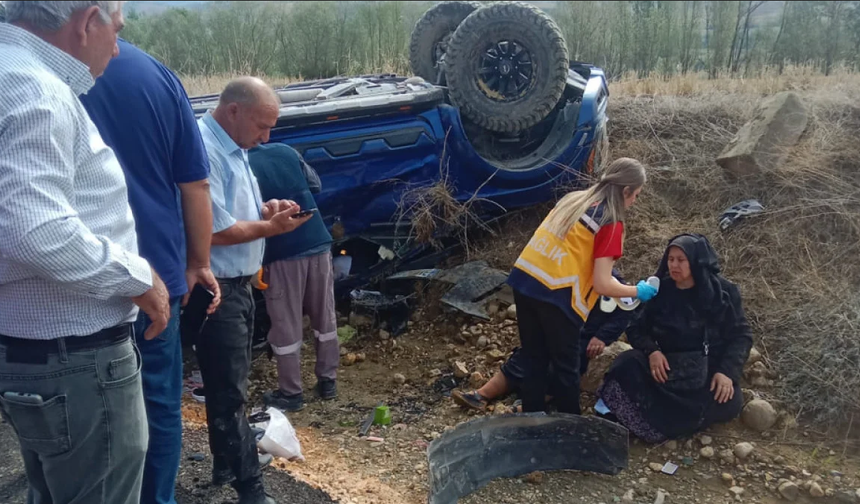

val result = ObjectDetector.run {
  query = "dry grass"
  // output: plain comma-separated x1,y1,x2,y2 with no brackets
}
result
180,65,860,430
179,73,299,97
607,78,860,431
609,64,860,98
461,70,860,431
394,133,503,259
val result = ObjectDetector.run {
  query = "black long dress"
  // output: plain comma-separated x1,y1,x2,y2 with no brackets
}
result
598,235,753,442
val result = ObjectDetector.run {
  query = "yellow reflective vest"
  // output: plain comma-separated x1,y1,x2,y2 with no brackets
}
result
510,208,604,322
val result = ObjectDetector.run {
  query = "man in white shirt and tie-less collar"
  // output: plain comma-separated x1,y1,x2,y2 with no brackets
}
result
195,77,312,504
0,2,171,503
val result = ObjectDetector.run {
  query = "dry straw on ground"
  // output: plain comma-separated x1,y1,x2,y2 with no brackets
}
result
181,66,860,431
608,70,860,431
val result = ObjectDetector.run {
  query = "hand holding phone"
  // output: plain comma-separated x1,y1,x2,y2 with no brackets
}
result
290,208,317,219
269,206,314,234
180,284,216,337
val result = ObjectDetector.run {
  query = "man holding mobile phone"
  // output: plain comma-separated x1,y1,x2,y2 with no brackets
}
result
249,143,339,413
195,77,312,504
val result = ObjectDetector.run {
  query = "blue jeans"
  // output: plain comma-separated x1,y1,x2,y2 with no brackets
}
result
133,299,183,504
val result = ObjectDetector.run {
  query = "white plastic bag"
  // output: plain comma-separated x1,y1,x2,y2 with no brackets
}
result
256,407,304,461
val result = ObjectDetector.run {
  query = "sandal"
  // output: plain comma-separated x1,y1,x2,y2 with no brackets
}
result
512,399,523,413
452,390,488,412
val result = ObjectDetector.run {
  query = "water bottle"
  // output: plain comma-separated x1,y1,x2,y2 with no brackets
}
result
646,276,660,293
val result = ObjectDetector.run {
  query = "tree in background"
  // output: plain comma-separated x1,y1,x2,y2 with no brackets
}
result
121,1,859,82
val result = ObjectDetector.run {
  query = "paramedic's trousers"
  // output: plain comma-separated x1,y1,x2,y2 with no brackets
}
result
515,290,584,415
264,252,339,396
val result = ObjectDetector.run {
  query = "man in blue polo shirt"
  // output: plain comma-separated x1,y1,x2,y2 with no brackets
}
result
80,39,221,504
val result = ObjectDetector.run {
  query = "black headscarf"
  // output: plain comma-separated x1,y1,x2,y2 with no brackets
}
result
654,233,731,320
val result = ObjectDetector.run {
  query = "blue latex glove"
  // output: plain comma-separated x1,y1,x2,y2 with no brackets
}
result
636,280,658,301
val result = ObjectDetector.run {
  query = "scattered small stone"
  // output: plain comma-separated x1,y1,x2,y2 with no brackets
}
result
653,489,667,504
452,361,469,379
339,346,348,356
742,399,778,432
486,349,506,362
729,486,745,497
809,482,825,498
701,447,716,459
722,473,735,485
779,481,800,501
468,372,485,389
665,440,678,451
734,442,755,460
747,346,762,365
720,449,735,464
649,462,664,472
476,335,489,349
507,304,517,320
494,404,508,415
379,329,390,340
355,352,366,363
622,490,635,503
700,435,713,446
525,472,544,485
393,373,406,385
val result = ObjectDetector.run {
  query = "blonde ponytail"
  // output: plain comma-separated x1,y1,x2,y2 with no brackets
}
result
543,157,646,237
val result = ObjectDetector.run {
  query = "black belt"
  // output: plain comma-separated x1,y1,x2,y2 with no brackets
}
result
0,324,131,356
219,275,253,286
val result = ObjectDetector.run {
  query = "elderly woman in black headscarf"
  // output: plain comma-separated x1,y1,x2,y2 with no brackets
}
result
595,233,753,443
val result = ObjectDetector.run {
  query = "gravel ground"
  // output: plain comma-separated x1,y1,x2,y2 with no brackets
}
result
0,420,336,504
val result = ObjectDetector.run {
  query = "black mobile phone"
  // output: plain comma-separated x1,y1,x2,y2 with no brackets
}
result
180,284,215,337
291,208,317,219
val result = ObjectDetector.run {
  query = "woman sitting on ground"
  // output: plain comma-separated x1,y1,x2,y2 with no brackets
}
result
596,233,753,443
452,271,636,413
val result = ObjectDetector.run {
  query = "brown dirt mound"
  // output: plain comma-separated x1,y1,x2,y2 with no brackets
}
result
611,88,860,431
458,81,860,432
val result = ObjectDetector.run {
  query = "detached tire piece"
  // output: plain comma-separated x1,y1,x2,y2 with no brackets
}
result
409,1,481,83
446,2,569,133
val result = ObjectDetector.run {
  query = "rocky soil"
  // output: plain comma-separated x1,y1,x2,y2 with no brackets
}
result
2,298,858,504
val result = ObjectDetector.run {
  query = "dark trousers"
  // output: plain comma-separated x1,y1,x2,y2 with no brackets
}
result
194,278,262,495
515,290,583,415
134,299,183,504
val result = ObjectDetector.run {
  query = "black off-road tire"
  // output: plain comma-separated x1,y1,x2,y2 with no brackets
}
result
409,1,481,83
446,2,569,133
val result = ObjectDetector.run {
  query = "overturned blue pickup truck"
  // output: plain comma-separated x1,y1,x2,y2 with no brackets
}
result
189,1,608,295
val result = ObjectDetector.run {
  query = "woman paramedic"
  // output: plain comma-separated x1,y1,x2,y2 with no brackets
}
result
505,157,658,414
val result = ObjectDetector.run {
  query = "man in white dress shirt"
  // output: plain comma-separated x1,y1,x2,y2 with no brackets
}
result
0,2,170,503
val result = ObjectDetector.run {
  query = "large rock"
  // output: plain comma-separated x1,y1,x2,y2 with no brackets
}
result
716,92,808,177
742,399,778,432
581,341,633,393
779,481,800,501
734,442,755,460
